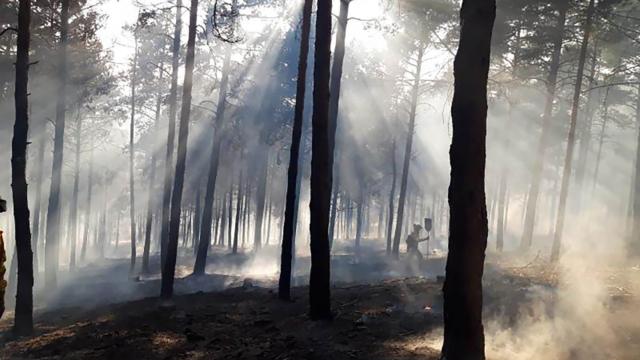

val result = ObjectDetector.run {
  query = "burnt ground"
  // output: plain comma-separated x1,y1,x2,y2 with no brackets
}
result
0,248,639,360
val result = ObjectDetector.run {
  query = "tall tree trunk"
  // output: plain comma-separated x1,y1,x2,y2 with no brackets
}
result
574,42,599,197
31,119,45,281
386,140,397,255
629,80,640,256
392,44,424,258
253,148,269,250
440,0,494,358
160,0,183,271
591,88,610,193
496,22,521,252
355,189,364,255
192,183,202,253
128,35,139,275
264,194,272,245
193,44,232,275
521,0,568,249
80,145,93,262
218,192,228,247
12,0,33,335
243,180,251,247
308,0,332,321
278,0,312,301
45,0,69,291
161,0,198,299
550,0,595,262
233,167,244,254
142,64,164,274
328,181,339,246
327,0,350,246
227,186,233,248
68,116,82,270
377,202,384,240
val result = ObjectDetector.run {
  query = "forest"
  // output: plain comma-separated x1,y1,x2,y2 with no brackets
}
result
0,0,639,359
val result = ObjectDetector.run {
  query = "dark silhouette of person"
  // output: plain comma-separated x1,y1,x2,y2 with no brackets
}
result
406,224,429,264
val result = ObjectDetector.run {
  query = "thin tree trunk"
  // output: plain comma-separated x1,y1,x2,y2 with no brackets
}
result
128,34,139,274
12,0,33,335
142,64,164,274
80,145,94,261
629,80,640,255
45,0,70,291
233,167,244,254
243,182,251,248
193,44,231,274
574,41,599,196
192,183,202,253
521,0,568,249
550,0,595,262
591,88,610,193
218,192,228,247
327,0,350,246
31,119,45,281
386,139,397,255
392,44,424,257
496,22,521,252
227,187,233,248
161,0,198,299
355,189,364,255
253,148,269,250
328,181,339,246
68,116,82,270
160,0,183,271
628,78,640,256
278,0,312,301
441,1,494,358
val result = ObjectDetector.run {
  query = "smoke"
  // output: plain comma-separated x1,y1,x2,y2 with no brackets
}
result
483,213,640,360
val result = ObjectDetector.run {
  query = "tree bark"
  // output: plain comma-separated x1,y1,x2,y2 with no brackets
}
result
192,183,202,253
630,80,640,256
386,140,397,255
193,43,232,275
496,22,521,252
68,116,82,270
521,0,568,249
550,0,596,262
31,119,45,280
142,63,165,274
591,88,610,193
278,0,312,301
128,34,139,275
253,148,269,250
232,167,244,254
392,44,424,258
80,145,94,262
227,185,234,248
45,0,70,291
308,0,332,321
161,0,198,299
160,0,183,271
440,0,494,358
574,42,599,197
12,0,33,336
355,189,364,255
327,0,350,246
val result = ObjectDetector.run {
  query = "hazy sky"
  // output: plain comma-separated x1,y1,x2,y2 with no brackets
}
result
95,0,387,68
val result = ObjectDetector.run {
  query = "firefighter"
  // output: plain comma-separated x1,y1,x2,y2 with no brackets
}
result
406,223,429,264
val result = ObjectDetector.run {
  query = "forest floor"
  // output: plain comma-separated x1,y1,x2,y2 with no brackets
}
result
0,246,639,359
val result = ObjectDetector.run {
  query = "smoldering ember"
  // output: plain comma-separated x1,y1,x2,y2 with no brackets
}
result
0,0,639,359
